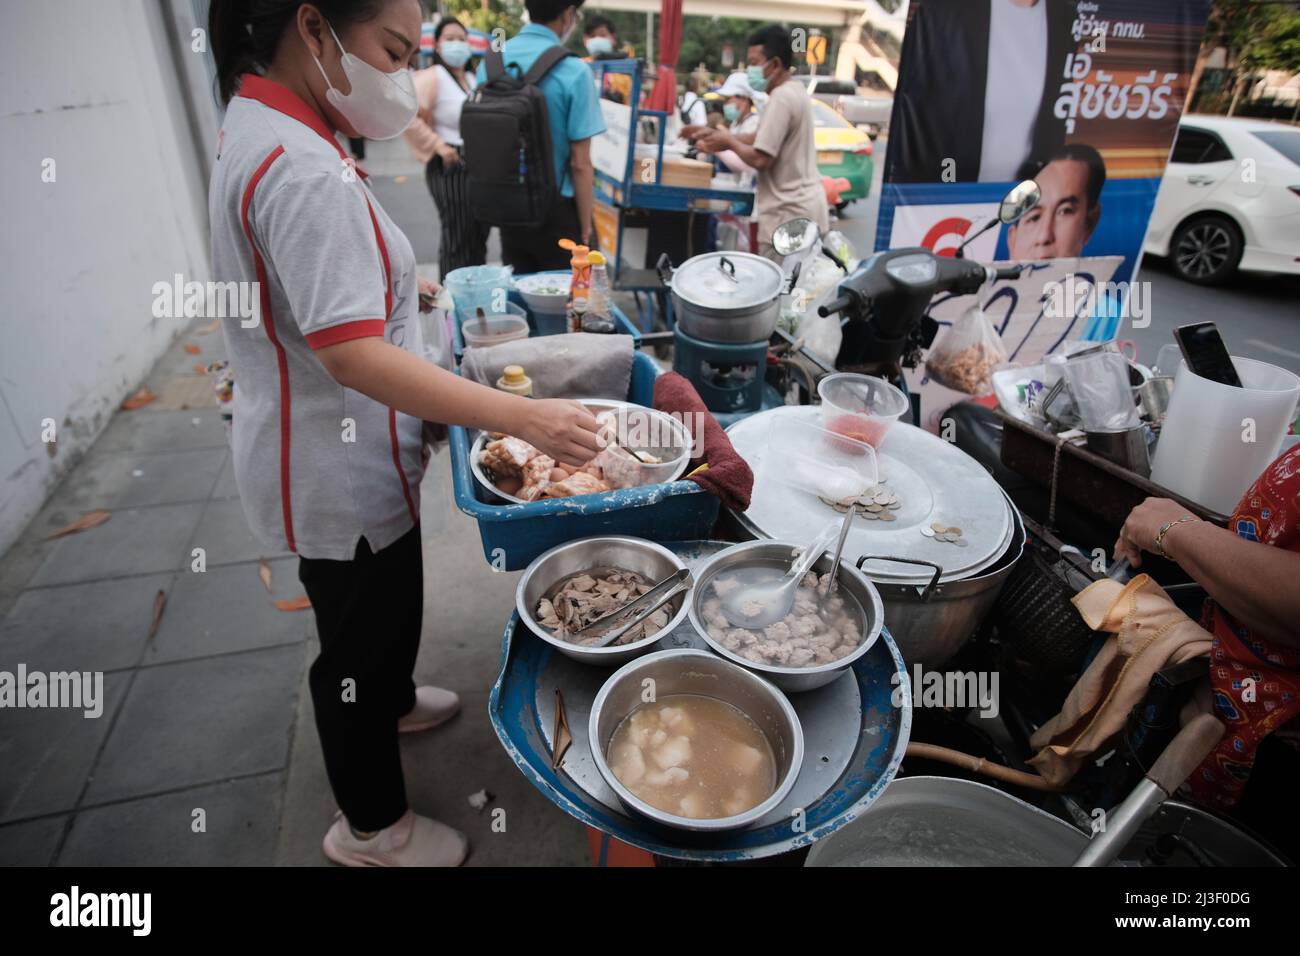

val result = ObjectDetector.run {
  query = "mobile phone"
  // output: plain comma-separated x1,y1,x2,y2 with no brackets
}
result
1174,322,1242,388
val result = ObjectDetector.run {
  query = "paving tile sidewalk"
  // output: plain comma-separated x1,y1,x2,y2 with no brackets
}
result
0,315,588,866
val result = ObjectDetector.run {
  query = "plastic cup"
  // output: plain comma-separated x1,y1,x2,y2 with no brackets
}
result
445,265,513,323
817,373,909,448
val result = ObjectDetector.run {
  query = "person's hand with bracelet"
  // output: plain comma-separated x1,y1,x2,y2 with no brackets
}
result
1114,496,1201,568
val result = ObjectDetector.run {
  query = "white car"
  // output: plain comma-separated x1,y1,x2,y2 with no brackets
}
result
1143,115,1300,284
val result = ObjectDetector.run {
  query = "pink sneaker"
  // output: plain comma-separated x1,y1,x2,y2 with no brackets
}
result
322,810,468,867
398,685,461,734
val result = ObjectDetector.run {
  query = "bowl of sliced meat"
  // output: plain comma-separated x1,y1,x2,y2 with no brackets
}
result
516,536,693,665
471,400,693,504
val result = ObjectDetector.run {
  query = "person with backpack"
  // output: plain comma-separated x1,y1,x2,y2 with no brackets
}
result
207,0,602,866
466,1,604,272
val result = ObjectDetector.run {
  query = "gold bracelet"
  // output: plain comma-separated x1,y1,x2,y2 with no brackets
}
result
1154,515,1199,558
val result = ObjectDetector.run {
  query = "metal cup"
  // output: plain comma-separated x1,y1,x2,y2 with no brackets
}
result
1085,426,1152,477
1135,376,1174,424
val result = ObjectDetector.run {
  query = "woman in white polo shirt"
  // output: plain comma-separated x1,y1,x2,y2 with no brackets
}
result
209,0,600,867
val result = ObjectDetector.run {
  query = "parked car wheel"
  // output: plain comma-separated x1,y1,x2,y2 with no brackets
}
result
1169,214,1242,285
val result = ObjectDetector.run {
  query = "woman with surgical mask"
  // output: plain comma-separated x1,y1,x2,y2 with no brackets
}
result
404,16,487,277
207,0,602,867
710,72,762,177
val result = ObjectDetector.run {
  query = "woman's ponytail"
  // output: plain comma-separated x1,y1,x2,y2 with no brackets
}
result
209,0,258,104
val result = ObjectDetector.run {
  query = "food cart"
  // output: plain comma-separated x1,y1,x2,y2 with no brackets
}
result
586,59,755,331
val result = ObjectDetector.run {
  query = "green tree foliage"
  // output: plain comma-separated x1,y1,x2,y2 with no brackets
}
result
437,0,524,37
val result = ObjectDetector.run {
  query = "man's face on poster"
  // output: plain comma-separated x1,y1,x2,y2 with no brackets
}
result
1006,158,1101,260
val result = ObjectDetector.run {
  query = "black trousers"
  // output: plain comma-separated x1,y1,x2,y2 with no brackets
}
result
500,196,582,273
425,151,489,280
298,525,423,832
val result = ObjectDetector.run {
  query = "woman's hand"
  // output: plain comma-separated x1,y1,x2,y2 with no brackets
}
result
417,276,440,313
514,399,603,467
436,142,460,168
1114,497,1200,567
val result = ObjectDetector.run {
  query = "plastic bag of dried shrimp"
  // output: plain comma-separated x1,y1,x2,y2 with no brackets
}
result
924,303,1008,395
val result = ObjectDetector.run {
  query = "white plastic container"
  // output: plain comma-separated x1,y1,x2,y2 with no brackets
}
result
1151,356,1300,514
462,315,530,350
759,414,879,504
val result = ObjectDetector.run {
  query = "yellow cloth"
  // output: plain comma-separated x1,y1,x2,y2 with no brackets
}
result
1026,574,1213,786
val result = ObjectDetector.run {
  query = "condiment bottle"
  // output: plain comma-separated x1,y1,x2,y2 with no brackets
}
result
582,251,616,333
496,364,533,397
559,239,590,333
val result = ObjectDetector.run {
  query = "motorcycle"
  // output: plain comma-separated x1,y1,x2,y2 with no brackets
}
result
767,179,1040,409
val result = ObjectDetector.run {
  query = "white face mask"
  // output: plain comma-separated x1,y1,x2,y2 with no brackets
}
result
311,20,417,141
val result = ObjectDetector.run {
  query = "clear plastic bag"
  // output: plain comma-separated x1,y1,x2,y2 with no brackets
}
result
925,304,1008,395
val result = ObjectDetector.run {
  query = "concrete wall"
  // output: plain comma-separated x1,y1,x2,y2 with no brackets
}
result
0,0,214,555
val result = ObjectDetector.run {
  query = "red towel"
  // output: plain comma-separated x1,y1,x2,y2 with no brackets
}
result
652,372,753,512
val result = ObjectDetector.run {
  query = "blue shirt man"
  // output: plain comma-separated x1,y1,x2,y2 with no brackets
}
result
478,21,605,199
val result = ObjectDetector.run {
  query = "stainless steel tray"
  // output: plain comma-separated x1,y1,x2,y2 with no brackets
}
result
488,540,912,862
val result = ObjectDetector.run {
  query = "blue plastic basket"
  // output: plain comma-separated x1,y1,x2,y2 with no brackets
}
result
449,351,720,570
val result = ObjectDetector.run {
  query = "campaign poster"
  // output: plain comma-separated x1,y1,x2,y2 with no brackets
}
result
878,0,1213,293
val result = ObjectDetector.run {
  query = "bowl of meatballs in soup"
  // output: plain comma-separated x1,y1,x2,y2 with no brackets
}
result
689,540,886,693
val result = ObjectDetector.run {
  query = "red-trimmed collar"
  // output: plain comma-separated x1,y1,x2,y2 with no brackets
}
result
236,73,368,179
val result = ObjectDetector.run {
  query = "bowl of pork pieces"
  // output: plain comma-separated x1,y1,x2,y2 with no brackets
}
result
471,399,692,504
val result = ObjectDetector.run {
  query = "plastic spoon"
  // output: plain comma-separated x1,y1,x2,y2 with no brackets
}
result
722,522,841,629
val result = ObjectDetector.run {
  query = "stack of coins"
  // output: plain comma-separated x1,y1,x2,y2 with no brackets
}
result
920,522,968,546
820,483,903,522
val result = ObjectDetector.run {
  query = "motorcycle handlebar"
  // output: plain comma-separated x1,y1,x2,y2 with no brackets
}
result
817,294,854,317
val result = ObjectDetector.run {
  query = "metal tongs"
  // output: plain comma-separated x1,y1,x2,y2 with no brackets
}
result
568,568,693,648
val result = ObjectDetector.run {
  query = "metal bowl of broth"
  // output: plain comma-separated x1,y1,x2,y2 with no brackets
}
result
589,648,805,832
688,540,885,693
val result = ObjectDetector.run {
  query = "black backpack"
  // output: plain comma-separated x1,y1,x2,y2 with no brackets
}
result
461,45,572,230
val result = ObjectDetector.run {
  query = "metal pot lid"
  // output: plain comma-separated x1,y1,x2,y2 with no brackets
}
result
726,406,1012,585
670,252,784,311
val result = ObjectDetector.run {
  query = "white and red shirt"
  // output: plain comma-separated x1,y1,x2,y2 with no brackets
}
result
209,74,424,560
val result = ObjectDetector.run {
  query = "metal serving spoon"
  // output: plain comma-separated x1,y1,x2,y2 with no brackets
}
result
721,521,841,629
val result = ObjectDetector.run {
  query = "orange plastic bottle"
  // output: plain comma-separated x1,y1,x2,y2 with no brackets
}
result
559,238,591,333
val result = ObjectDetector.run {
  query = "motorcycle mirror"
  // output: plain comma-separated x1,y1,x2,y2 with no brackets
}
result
773,218,820,256
998,180,1041,225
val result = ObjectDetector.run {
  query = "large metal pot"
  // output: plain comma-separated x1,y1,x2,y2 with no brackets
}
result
688,540,885,693
854,496,1025,669
657,251,784,343
805,776,1090,866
